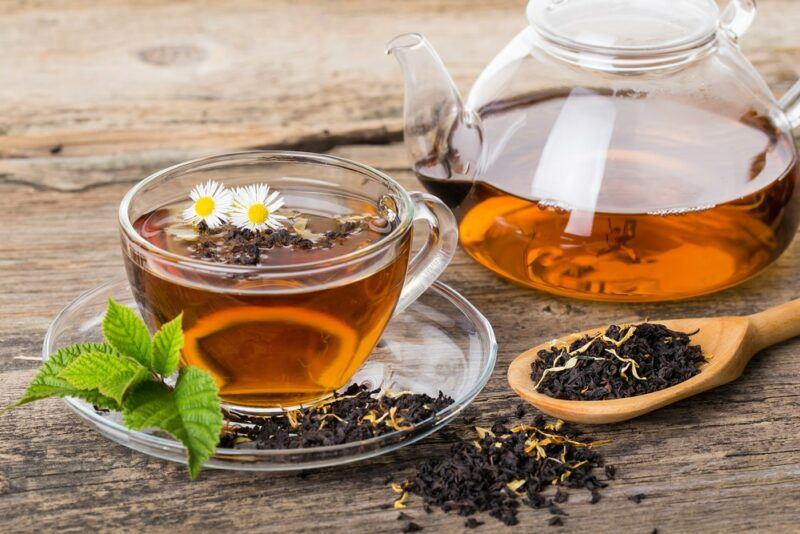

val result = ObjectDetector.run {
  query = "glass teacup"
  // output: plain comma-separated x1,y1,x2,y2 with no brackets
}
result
119,151,457,412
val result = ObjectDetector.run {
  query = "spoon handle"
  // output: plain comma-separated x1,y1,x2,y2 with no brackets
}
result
748,298,800,352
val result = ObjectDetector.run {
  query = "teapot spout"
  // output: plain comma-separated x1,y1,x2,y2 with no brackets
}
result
387,33,482,207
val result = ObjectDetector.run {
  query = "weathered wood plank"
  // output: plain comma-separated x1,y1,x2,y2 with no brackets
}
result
2,0,800,531
1,144,800,532
1,0,799,162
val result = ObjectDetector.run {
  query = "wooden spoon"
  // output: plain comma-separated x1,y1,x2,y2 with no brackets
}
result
508,299,800,424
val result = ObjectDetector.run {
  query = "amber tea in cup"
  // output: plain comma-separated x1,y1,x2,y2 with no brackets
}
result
119,152,457,412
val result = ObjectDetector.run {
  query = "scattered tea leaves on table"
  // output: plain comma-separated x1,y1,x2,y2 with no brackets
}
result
401,521,423,533
531,323,707,400
390,414,614,527
464,518,484,529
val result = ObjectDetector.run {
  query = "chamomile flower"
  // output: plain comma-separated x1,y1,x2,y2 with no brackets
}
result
230,184,288,231
182,180,233,229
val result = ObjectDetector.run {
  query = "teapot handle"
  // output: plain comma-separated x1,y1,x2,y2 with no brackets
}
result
779,82,800,131
720,0,757,43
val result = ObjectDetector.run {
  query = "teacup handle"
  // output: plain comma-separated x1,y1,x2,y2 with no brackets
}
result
394,191,459,315
720,0,756,43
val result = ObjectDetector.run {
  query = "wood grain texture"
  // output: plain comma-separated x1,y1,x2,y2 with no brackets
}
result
1,0,800,532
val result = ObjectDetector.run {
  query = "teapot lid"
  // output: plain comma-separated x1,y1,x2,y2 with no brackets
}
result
527,0,720,53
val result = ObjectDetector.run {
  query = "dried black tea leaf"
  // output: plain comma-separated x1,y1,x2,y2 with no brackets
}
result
629,493,647,504
391,414,613,527
402,522,423,533
605,465,617,480
531,323,706,400
219,384,453,449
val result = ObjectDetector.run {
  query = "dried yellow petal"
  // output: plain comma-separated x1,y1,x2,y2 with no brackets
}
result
285,410,300,429
394,492,409,509
360,411,379,425
387,406,413,431
601,325,636,347
317,413,346,430
605,349,646,381
475,427,495,439
384,389,416,398
506,479,527,492
291,217,322,241
534,356,579,389
569,337,597,355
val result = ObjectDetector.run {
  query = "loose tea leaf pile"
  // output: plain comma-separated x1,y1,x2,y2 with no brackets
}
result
531,323,707,401
220,384,453,449
391,413,613,527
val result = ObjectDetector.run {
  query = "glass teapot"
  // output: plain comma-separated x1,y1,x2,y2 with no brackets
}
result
387,0,800,302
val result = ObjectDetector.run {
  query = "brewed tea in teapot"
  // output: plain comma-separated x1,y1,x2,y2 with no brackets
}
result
389,0,800,301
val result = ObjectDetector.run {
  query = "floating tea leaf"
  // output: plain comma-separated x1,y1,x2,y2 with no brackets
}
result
191,212,380,266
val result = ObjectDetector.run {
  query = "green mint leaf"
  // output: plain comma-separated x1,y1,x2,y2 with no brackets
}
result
59,351,150,405
151,313,184,376
4,343,119,411
122,366,222,479
103,298,153,369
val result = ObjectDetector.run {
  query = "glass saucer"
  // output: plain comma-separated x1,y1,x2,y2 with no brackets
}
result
42,278,497,472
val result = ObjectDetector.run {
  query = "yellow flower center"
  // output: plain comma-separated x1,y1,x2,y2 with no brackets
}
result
194,197,215,218
247,203,269,224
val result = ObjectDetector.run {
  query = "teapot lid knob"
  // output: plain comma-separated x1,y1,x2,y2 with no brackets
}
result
526,0,721,51
720,0,757,43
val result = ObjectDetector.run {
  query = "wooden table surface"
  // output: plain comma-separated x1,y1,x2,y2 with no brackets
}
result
1,1,799,532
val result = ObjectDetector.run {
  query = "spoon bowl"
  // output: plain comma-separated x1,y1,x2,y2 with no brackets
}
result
508,300,800,424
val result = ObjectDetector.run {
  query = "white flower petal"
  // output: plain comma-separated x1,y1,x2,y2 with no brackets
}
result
182,180,235,227
267,198,285,211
